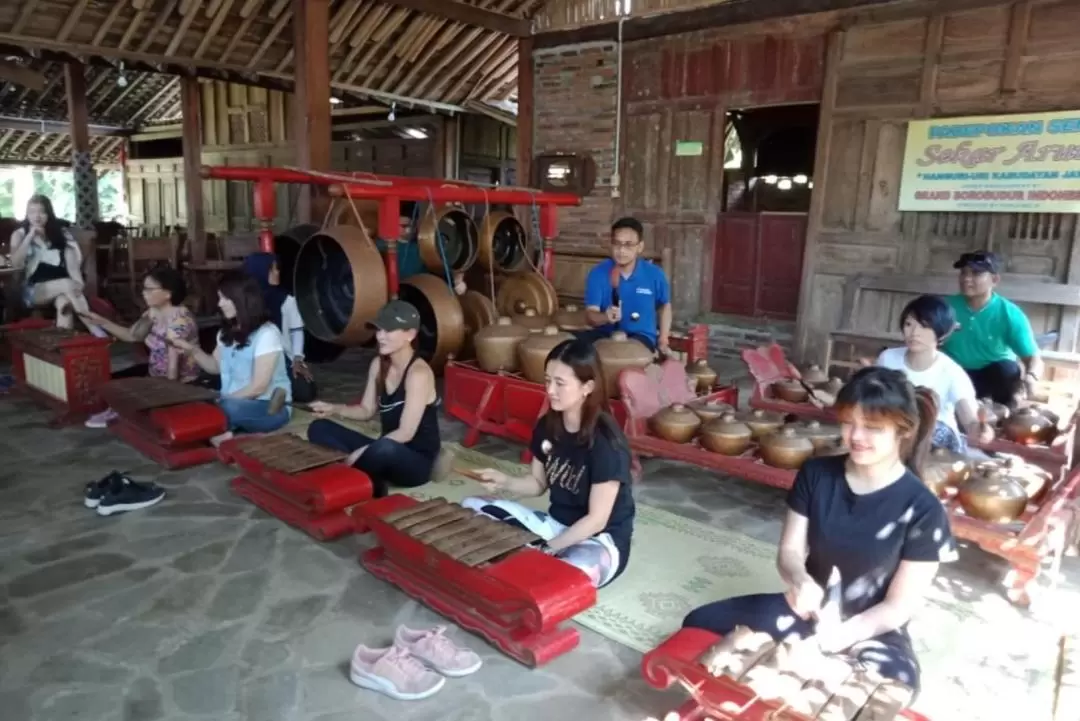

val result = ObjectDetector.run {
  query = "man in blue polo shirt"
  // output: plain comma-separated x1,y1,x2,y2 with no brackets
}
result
578,217,672,354
941,250,1043,406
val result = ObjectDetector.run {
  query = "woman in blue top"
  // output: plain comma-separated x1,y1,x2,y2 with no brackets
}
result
170,271,291,443
466,338,636,588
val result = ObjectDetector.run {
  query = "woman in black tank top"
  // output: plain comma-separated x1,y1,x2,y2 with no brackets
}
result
307,300,442,497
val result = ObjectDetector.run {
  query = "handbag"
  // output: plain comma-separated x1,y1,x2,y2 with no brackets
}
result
291,369,317,404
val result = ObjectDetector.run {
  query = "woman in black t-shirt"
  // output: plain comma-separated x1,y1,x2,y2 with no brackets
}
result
466,338,635,588
683,367,955,701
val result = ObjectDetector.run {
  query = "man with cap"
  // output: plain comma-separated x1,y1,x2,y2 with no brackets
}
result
578,217,673,356
306,299,446,497
942,250,1043,406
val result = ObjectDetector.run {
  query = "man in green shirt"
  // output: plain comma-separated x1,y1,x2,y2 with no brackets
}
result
941,251,1043,407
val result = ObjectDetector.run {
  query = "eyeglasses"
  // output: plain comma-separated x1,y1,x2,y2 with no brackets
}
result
142,285,163,293
611,241,640,250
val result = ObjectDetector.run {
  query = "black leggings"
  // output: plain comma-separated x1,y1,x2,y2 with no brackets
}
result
306,419,434,498
965,359,1023,407
682,592,921,697
111,363,149,380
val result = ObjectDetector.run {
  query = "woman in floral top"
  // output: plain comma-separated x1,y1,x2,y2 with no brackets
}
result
81,267,200,428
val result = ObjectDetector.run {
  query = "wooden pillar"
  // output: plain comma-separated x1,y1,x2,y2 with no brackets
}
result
292,0,332,222
436,115,460,180
515,37,534,187
181,77,206,264
64,62,98,230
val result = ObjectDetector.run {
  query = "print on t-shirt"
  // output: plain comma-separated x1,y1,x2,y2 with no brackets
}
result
545,454,585,495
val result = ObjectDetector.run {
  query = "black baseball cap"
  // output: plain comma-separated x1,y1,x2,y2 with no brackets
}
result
953,250,1001,274
367,300,420,331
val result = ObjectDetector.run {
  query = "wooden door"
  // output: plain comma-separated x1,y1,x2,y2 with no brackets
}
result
756,213,806,318
711,212,806,319
712,213,757,314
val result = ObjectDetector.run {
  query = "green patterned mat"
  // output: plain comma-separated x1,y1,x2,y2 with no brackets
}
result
286,411,783,653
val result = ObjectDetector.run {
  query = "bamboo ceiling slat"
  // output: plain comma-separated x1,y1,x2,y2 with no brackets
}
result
196,0,238,58
533,0,740,32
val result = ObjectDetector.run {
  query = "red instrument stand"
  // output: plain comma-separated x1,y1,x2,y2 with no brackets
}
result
443,360,630,462
110,401,227,469
641,628,932,721
352,494,597,667
3,318,111,426
218,437,374,541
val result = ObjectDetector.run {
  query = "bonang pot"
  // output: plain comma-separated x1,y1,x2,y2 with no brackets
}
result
689,399,736,423
595,331,654,398
978,398,1010,427
758,427,815,470
1000,406,1059,446
650,403,702,444
735,408,786,440
800,364,829,387
773,378,810,403
514,307,550,334
922,446,973,497
957,460,1032,523
789,420,843,451
473,315,530,373
686,359,718,395
823,377,844,396
518,325,573,384
555,304,590,332
699,414,752,456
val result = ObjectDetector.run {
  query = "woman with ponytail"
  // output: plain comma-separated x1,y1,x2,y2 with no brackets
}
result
683,367,955,703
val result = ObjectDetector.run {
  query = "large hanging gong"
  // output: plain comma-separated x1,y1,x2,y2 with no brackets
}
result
457,290,498,361
496,271,559,318
397,273,465,372
294,225,388,346
417,205,479,275
478,211,539,275
273,224,347,363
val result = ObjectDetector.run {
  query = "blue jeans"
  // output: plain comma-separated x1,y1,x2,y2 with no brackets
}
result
682,592,921,697
219,397,289,434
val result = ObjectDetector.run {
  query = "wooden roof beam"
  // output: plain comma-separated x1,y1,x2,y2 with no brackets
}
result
378,0,529,37
0,115,129,136
0,60,45,92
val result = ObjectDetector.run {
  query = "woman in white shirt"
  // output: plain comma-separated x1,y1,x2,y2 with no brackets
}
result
876,294,991,452
243,252,316,402
8,194,105,335
170,272,292,445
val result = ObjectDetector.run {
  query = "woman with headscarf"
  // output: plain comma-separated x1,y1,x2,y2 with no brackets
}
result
242,251,316,403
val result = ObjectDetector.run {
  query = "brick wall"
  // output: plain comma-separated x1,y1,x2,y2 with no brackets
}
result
698,315,795,362
533,42,618,249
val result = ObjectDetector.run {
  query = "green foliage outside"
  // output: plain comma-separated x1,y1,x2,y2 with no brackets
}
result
0,166,127,222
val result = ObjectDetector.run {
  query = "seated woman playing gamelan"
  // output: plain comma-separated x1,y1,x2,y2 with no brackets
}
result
169,271,291,443
683,367,955,703
242,251,316,403
875,294,992,452
81,266,201,428
8,194,105,336
465,338,636,589
307,300,443,498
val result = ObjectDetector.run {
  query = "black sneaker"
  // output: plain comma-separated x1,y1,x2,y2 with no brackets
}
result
96,477,166,517
84,471,123,509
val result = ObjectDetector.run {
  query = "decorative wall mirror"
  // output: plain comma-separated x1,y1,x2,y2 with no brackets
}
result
532,153,596,196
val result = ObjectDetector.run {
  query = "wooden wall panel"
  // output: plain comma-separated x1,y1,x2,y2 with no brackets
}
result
795,0,1080,363
126,160,186,230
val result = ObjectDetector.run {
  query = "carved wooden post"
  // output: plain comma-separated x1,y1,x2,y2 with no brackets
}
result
65,62,98,231
292,0,332,223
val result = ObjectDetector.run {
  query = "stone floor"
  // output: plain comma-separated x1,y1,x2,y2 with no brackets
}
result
0,349,1077,721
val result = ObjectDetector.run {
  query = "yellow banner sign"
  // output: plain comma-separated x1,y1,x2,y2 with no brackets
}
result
898,110,1080,212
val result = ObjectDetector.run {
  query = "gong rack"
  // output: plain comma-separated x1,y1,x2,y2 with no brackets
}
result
201,166,582,372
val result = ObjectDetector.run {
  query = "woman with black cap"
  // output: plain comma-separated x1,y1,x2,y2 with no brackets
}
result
307,300,443,497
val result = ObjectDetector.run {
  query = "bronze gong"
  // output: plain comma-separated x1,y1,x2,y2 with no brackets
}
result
457,290,498,361
294,224,388,346
478,211,538,275
496,271,558,318
274,223,346,363
329,196,382,237
398,273,466,372
418,204,479,275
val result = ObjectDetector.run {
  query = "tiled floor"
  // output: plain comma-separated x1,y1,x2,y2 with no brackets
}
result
0,349,1076,721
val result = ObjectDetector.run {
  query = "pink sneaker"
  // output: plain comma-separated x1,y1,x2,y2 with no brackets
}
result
349,644,445,700
393,625,482,677
85,408,119,429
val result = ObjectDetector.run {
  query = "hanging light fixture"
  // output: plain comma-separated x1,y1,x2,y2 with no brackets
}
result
793,174,808,184
387,102,396,122
777,178,793,190
116,61,128,88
